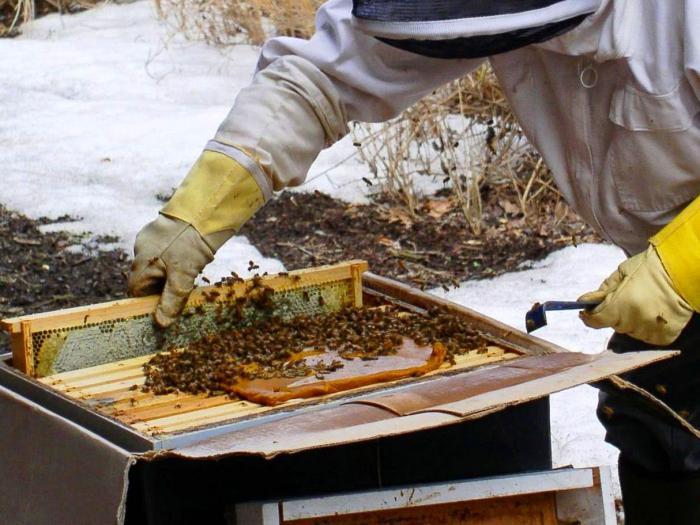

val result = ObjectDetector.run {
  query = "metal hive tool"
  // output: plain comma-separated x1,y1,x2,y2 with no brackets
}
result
1,261,368,377
525,300,600,333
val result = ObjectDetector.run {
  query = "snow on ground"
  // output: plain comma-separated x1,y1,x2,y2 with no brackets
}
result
0,0,371,279
2,0,627,493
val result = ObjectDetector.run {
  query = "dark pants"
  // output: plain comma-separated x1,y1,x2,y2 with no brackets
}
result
598,314,700,471
597,314,700,523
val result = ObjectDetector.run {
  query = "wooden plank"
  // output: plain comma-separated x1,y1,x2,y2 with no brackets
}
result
240,468,598,525
76,376,146,396
282,468,593,520
10,332,27,370
1,260,368,334
350,263,364,308
52,368,144,390
4,296,159,335
95,390,184,409
15,322,32,376
38,354,152,384
285,493,558,524
131,399,262,433
556,466,617,525
117,395,233,424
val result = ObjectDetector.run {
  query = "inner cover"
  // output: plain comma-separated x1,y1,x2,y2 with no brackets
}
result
229,338,446,405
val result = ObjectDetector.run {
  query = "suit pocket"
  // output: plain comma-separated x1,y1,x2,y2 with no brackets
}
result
608,80,700,212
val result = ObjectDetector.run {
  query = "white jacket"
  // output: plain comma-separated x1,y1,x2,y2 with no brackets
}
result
214,0,700,255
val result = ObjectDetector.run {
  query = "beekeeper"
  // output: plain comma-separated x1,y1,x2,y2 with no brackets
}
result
128,1,700,521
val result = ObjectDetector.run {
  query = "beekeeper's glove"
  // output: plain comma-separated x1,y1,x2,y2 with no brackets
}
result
579,196,700,345
128,144,268,327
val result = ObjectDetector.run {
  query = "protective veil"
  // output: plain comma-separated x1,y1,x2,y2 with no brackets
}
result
351,0,601,58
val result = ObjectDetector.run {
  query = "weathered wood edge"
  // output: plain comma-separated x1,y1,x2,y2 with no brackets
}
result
361,272,569,356
1,260,368,334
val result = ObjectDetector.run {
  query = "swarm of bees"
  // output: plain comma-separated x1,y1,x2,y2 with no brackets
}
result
143,293,489,398
144,263,488,397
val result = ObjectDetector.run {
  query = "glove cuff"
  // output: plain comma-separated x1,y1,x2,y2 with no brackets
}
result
161,142,269,238
650,194,700,311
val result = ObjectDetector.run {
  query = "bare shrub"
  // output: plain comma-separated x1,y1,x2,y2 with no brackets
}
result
353,64,559,234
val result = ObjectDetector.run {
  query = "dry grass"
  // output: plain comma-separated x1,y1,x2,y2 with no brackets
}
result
154,0,322,45
353,66,558,234
1,0,97,36
1,0,33,35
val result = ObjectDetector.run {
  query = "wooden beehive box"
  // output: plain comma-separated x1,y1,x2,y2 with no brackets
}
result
2,259,677,455
0,260,538,446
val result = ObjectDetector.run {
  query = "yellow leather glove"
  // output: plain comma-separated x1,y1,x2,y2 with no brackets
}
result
579,195,700,345
128,145,267,327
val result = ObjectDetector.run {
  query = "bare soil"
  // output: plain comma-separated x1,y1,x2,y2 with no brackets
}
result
240,186,600,289
0,204,129,352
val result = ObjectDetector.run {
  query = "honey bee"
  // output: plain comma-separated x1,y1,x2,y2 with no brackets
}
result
142,300,489,399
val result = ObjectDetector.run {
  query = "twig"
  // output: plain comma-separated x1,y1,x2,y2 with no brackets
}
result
275,242,319,259
12,237,41,246
71,257,91,266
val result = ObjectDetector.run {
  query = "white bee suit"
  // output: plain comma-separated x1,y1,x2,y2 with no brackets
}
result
213,0,700,256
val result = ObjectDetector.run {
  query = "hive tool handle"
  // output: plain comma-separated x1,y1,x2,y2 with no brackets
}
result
525,300,601,333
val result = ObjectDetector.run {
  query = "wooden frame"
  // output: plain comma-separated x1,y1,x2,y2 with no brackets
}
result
1,260,369,376
1,260,369,334
39,341,517,438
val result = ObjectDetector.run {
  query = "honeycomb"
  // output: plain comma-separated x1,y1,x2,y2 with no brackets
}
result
28,277,356,377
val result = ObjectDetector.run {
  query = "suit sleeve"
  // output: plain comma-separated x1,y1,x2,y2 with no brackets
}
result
213,0,482,192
